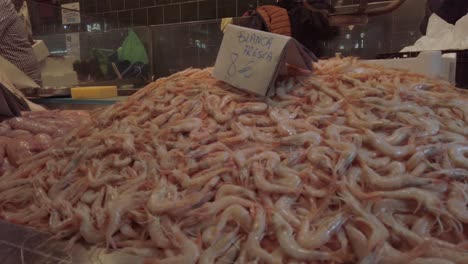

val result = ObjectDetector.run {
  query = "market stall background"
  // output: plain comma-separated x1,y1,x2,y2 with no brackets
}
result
28,0,426,79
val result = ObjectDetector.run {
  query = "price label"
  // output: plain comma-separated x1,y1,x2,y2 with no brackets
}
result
213,24,316,96
62,3,81,25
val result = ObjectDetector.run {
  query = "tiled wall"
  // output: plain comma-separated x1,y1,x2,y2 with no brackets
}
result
35,0,428,79
31,0,408,34
33,0,276,34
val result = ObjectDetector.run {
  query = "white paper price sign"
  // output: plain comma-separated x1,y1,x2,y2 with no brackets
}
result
213,24,317,96
61,3,81,25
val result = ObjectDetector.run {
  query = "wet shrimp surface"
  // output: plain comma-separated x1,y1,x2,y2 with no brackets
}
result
0,58,468,263
0,110,91,174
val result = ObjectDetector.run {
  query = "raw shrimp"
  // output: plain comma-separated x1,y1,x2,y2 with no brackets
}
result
363,129,415,158
190,195,254,217
245,206,280,264
272,212,340,261
199,228,240,264
344,224,368,261
251,161,297,194
280,131,322,146
360,162,435,190
1,58,468,264
170,118,202,133
275,196,301,228
215,240,240,264
105,193,147,248
147,179,216,215
448,145,468,169
358,148,391,169
148,224,200,264
327,136,360,175
234,102,268,115
355,187,451,218
76,203,105,244
446,182,468,224
172,167,231,189
148,215,171,248
297,212,347,249
338,189,389,253
377,242,430,264
382,127,412,145
215,184,256,200
213,204,252,235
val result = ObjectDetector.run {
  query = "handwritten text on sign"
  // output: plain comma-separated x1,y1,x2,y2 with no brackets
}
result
214,25,314,96
213,25,292,96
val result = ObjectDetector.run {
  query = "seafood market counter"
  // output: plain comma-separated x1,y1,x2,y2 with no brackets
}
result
29,97,128,110
0,220,144,264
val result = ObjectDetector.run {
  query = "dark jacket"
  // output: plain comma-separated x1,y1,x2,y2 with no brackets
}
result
239,0,338,57
420,0,468,34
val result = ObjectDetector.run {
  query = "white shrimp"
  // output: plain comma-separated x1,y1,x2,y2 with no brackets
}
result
306,146,335,172
344,224,368,261
214,204,252,236
172,167,231,189
280,131,322,146
360,162,435,190
274,165,302,188
251,161,297,194
151,224,200,264
245,206,280,264
148,177,218,215
190,195,254,218
407,145,439,171
325,124,356,141
383,127,412,145
199,228,240,264
326,135,360,175
189,142,230,159
447,182,468,224
216,184,256,201
75,203,105,244
188,151,231,173
338,189,389,253
234,102,268,115
358,148,391,169
297,212,346,249
215,240,241,264
356,187,452,219
448,145,468,169
272,212,340,261
275,196,301,228
105,193,147,248
378,242,430,264
425,169,468,180
148,215,171,248
363,129,415,158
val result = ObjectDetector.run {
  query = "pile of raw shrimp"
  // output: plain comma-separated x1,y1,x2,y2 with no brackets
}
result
0,57,467,263
0,110,91,174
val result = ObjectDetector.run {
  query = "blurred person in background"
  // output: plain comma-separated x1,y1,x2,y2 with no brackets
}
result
239,0,339,57
0,0,45,118
277,0,338,57
0,0,42,86
420,0,468,34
